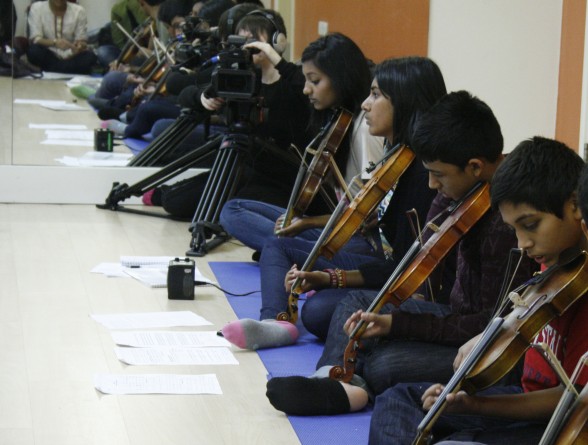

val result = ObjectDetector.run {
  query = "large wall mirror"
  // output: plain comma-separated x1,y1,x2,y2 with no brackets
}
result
1,0,585,203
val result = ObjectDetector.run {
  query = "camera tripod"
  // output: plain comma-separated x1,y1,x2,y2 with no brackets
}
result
129,108,211,167
98,102,300,256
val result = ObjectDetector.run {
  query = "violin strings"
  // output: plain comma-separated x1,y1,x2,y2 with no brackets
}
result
492,248,526,317
405,208,436,302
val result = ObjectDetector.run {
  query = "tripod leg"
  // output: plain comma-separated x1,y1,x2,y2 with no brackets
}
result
129,111,209,167
186,135,249,256
97,134,222,211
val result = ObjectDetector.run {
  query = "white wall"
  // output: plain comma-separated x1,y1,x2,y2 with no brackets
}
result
428,0,563,152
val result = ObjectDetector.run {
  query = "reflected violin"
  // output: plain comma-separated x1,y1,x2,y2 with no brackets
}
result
280,108,353,231
128,42,178,109
329,182,491,383
413,249,588,445
114,17,154,67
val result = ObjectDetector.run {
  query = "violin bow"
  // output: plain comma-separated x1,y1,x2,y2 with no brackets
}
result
406,208,437,302
536,346,588,445
114,21,151,58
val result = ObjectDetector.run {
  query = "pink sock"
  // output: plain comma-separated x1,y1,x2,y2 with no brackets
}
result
221,319,299,350
142,189,155,206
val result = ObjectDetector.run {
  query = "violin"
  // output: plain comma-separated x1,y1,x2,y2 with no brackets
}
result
320,143,415,259
276,145,415,323
537,346,588,445
280,108,353,231
128,42,178,109
114,17,154,67
329,181,491,383
412,249,588,445
548,384,588,444
276,174,365,323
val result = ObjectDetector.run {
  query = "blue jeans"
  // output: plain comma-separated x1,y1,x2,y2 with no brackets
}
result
123,99,181,138
96,44,120,67
219,200,326,253
150,118,226,166
369,383,546,445
317,291,458,395
259,236,382,322
95,70,135,109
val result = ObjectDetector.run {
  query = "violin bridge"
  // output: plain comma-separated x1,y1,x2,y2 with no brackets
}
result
508,291,528,308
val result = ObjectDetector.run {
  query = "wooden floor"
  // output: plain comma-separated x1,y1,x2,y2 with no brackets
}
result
1,76,302,445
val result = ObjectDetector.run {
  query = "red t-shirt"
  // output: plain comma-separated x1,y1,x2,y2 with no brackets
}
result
522,291,588,392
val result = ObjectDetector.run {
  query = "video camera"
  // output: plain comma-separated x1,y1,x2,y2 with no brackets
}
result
201,35,262,101
174,16,218,68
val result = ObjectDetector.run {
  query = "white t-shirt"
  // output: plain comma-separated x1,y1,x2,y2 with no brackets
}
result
28,1,88,59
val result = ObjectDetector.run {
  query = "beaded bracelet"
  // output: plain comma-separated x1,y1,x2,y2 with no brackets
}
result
335,268,347,288
323,268,338,288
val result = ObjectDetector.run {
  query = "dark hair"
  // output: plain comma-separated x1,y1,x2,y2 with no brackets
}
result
158,0,193,26
301,33,371,175
198,0,234,27
235,9,287,41
374,57,447,146
491,136,584,218
143,0,166,6
217,3,261,39
578,164,588,223
411,90,503,168
301,32,371,116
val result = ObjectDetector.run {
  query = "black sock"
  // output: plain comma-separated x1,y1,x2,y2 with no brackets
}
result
266,376,351,416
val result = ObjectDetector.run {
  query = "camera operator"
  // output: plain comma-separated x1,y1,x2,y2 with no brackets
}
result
188,9,314,204
145,6,317,217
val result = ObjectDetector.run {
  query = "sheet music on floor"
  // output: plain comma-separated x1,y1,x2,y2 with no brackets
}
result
112,331,230,348
114,347,238,365
120,256,176,267
123,267,168,288
56,152,133,167
94,373,223,395
91,311,212,330
90,256,216,286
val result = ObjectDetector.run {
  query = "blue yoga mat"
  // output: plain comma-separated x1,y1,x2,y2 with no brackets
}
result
123,137,151,155
209,261,372,445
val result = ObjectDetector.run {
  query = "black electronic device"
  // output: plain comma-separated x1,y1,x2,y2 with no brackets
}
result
94,128,113,152
167,257,195,300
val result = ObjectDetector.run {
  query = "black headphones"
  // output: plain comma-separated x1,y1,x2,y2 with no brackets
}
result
245,10,287,54
225,5,239,36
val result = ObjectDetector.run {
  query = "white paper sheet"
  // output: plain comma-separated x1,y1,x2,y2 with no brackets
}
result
94,373,222,395
15,99,66,106
123,267,168,288
111,331,230,348
90,262,129,277
29,123,88,130
40,102,90,111
45,130,94,140
114,347,238,366
91,311,212,330
56,152,132,167
42,140,94,147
